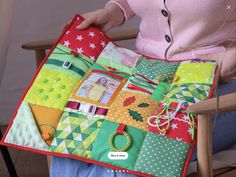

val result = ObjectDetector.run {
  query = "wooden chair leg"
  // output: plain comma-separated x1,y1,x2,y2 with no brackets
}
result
0,131,18,177
197,114,213,177
47,156,51,171
35,49,46,68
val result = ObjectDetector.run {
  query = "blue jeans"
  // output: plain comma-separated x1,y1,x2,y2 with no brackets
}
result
50,79,236,177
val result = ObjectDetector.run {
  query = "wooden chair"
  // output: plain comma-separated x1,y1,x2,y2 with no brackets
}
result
22,29,236,177
0,131,18,177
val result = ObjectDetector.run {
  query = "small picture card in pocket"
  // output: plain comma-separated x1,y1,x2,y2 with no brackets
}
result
122,74,157,96
71,70,126,107
96,42,141,75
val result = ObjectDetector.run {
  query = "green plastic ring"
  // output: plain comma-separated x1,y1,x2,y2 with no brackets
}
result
109,131,132,152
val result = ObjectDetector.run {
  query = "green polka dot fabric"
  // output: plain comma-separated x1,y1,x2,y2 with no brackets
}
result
1,14,218,177
134,132,191,177
135,57,180,81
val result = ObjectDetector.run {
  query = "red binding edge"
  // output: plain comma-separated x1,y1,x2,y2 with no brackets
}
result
0,13,219,177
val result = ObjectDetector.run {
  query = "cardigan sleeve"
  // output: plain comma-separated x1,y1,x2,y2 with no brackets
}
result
106,0,135,21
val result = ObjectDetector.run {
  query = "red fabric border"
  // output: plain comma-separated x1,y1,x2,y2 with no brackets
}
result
0,13,219,177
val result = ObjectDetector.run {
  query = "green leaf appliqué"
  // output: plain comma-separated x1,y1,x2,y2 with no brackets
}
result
128,109,143,122
137,103,150,108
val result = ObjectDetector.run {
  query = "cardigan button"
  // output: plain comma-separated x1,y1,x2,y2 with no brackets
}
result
165,35,171,43
161,9,168,17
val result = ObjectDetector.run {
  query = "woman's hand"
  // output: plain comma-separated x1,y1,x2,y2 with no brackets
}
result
64,4,125,32
197,47,236,82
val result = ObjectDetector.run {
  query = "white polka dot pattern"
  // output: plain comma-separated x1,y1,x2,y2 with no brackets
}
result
134,132,191,177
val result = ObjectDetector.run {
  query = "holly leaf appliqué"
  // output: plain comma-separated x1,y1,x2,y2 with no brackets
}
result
128,109,143,122
137,103,150,108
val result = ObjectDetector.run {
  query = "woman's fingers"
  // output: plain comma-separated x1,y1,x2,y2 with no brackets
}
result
77,13,95,30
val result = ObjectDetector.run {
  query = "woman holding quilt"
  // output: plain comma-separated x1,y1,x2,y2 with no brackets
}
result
51,0,236,177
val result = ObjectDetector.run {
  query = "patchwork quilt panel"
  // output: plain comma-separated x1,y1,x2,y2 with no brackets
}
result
0,14,218,177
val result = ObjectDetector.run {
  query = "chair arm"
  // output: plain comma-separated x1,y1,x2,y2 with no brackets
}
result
21,28,139,50
188,92,236,114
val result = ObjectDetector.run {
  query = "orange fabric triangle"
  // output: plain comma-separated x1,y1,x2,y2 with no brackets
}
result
29,103,63,146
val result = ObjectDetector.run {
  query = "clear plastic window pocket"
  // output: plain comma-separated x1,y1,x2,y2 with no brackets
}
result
96,42,141,75
122,74,157,96
70,70,126,108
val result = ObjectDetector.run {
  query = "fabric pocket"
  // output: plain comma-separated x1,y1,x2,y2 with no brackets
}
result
106,91,159,131
134,57,180,81
122,74,157,96
163,83,211,105
134,132,191,177
96,42,141,75
174,60,217,84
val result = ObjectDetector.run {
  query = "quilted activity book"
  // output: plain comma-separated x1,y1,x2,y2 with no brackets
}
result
1,14,218,177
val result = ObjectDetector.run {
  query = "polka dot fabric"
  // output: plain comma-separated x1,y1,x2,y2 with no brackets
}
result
135,57,180,81
134,132,191,177
106,91,159,131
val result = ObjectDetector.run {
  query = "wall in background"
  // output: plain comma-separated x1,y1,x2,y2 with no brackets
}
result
0,0,139,125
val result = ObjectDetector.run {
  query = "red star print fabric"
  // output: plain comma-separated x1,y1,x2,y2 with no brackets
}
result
148,102,197,144
59,15,110,61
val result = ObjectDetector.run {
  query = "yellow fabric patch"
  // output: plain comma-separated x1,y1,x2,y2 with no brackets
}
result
25,68,80,110
106,91,159,131
174,62,216,84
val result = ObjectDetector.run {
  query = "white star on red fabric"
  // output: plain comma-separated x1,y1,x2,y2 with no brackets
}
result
176,137,182,141
100,41,106,47
89,32,95,38
77,47,84,54
63,40,70,47
90,56,95,61
76,35,83,41
171,123,178,130
89,43,96,49
187,128,193,135
183,115,189,121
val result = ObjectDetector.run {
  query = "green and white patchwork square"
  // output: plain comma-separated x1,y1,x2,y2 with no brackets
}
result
163,83,211,104
49,111,104,158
